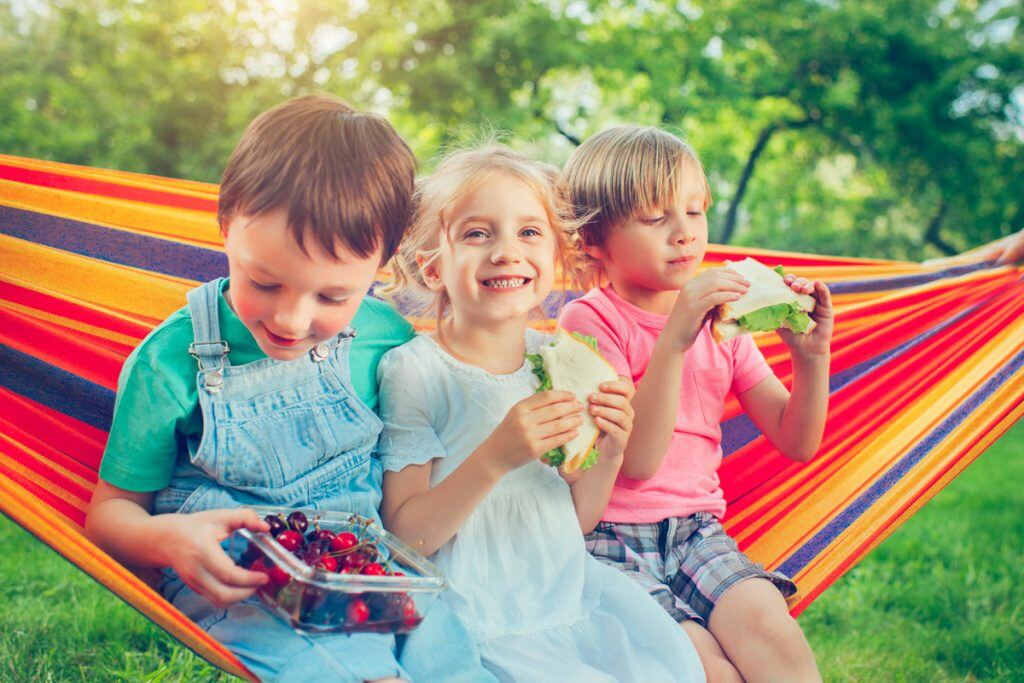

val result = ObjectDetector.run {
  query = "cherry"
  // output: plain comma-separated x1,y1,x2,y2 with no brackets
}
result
343,551,368,571
330,532,358,553
251,558,290,586
313,529,336,544
346,598,370,624
361,563,386,576
264,514,287,537
276,530,303,552
286,511,309,534
315,555,339,573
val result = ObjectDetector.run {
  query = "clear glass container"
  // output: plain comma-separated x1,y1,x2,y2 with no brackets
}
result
228,507,446,634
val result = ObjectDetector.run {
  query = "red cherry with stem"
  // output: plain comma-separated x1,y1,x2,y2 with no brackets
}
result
315,556,339,573
346,598,370,624
330,532,358,552
314,529,335,544
361,563,386,576
276,530,303,552
343,551,368,570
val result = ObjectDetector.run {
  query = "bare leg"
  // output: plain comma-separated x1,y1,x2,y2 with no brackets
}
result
707,578,820,683
681,620,744,683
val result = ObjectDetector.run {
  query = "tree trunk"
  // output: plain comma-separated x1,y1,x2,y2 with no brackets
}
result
719,123,778,244
923,200,956,255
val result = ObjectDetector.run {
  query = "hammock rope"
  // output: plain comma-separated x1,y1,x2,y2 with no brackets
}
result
1,154,1021,679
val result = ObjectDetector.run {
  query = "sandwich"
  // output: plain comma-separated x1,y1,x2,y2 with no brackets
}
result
526,329,620,473
711,257,817,343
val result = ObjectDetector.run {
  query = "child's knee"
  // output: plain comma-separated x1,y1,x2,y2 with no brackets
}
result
682,620,742,683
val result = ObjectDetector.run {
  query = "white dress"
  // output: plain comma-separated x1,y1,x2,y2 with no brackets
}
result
376,331,705,683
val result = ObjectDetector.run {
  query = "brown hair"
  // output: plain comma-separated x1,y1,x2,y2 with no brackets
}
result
385,144,586,323
564,125,711,285
218,93,416,262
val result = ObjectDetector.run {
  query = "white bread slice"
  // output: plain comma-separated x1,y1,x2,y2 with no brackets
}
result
538,329,620,472
711,258,817,343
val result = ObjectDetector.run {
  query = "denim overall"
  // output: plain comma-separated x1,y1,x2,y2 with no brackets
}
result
156,279,494,683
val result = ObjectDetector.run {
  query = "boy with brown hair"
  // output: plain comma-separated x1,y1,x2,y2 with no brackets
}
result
85,94,493,683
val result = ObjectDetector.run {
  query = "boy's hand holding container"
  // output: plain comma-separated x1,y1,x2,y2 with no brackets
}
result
158,508,270,608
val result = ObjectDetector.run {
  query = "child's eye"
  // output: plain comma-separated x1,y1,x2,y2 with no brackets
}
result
521,226,544,237
687,210,705,218
640,215,666,225
463,228,488,240
250,279,279,292
319,296,349,307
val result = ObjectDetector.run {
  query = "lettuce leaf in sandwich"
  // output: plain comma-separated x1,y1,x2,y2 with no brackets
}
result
526,330,619,472
711,258,817,343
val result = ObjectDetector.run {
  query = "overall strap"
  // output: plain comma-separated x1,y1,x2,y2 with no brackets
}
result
186,279,231,390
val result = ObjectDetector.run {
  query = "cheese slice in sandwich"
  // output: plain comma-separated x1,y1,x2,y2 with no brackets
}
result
711,257,817,344
526,329,620,473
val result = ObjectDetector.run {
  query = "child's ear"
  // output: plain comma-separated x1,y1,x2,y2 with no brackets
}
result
583,243,607,261
415,251,444,292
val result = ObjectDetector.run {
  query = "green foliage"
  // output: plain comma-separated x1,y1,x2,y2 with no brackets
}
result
1,1,1021,257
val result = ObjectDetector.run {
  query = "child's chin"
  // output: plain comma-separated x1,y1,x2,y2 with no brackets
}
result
260,342,311,361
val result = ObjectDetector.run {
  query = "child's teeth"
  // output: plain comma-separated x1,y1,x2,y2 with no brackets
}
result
487,278,525,288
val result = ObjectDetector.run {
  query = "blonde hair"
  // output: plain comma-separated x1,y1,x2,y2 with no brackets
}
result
385,144,586,324
564,125,711,286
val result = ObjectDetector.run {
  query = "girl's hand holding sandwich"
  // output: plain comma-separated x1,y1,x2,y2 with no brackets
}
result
588,378,636,458
475,391,583,476
778,275,834,357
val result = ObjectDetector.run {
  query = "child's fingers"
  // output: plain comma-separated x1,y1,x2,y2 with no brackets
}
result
200,580,261,609
591,407,631,434
700,289,746,310
216,507,270,533
596,378,634,398
789,277,814,294
588,391,632,414
538,412,584,439
534,400,583,424
208,547,269,589
813,282,834,315
525,390,577,409
540,427,580,451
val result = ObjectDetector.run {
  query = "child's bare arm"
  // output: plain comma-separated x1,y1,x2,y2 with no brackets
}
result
85,481,270,607
566,379,634,533
381,391,581,556
624,269,749,479
738,279,832,461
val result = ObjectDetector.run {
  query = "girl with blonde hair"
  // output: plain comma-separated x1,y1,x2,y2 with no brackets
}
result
376,144,705,682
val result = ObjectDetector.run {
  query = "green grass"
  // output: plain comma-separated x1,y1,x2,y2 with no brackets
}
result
2,422,1022,681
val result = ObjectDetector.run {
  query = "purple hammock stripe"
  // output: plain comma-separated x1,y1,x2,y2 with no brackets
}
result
776,346,1024,577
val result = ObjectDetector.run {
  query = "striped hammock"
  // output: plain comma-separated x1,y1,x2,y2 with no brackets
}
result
1,154,1022,680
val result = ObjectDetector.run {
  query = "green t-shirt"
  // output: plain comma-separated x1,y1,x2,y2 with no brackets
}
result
99,280,414,492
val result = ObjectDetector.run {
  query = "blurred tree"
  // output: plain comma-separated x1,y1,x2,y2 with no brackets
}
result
1,0,1020,259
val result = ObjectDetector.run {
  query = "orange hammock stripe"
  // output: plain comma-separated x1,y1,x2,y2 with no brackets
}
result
2,154,1022,675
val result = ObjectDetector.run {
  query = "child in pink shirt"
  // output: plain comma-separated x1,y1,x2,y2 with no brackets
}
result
558,126,833,683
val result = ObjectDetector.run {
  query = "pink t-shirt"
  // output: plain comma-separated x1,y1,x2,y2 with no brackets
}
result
558,286,773,522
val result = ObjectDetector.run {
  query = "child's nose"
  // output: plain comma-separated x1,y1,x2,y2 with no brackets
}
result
273,299,314,335
670,221,697,244
490,235,522,264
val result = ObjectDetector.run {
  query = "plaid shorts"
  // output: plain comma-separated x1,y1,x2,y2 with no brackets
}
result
585,511,798,626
